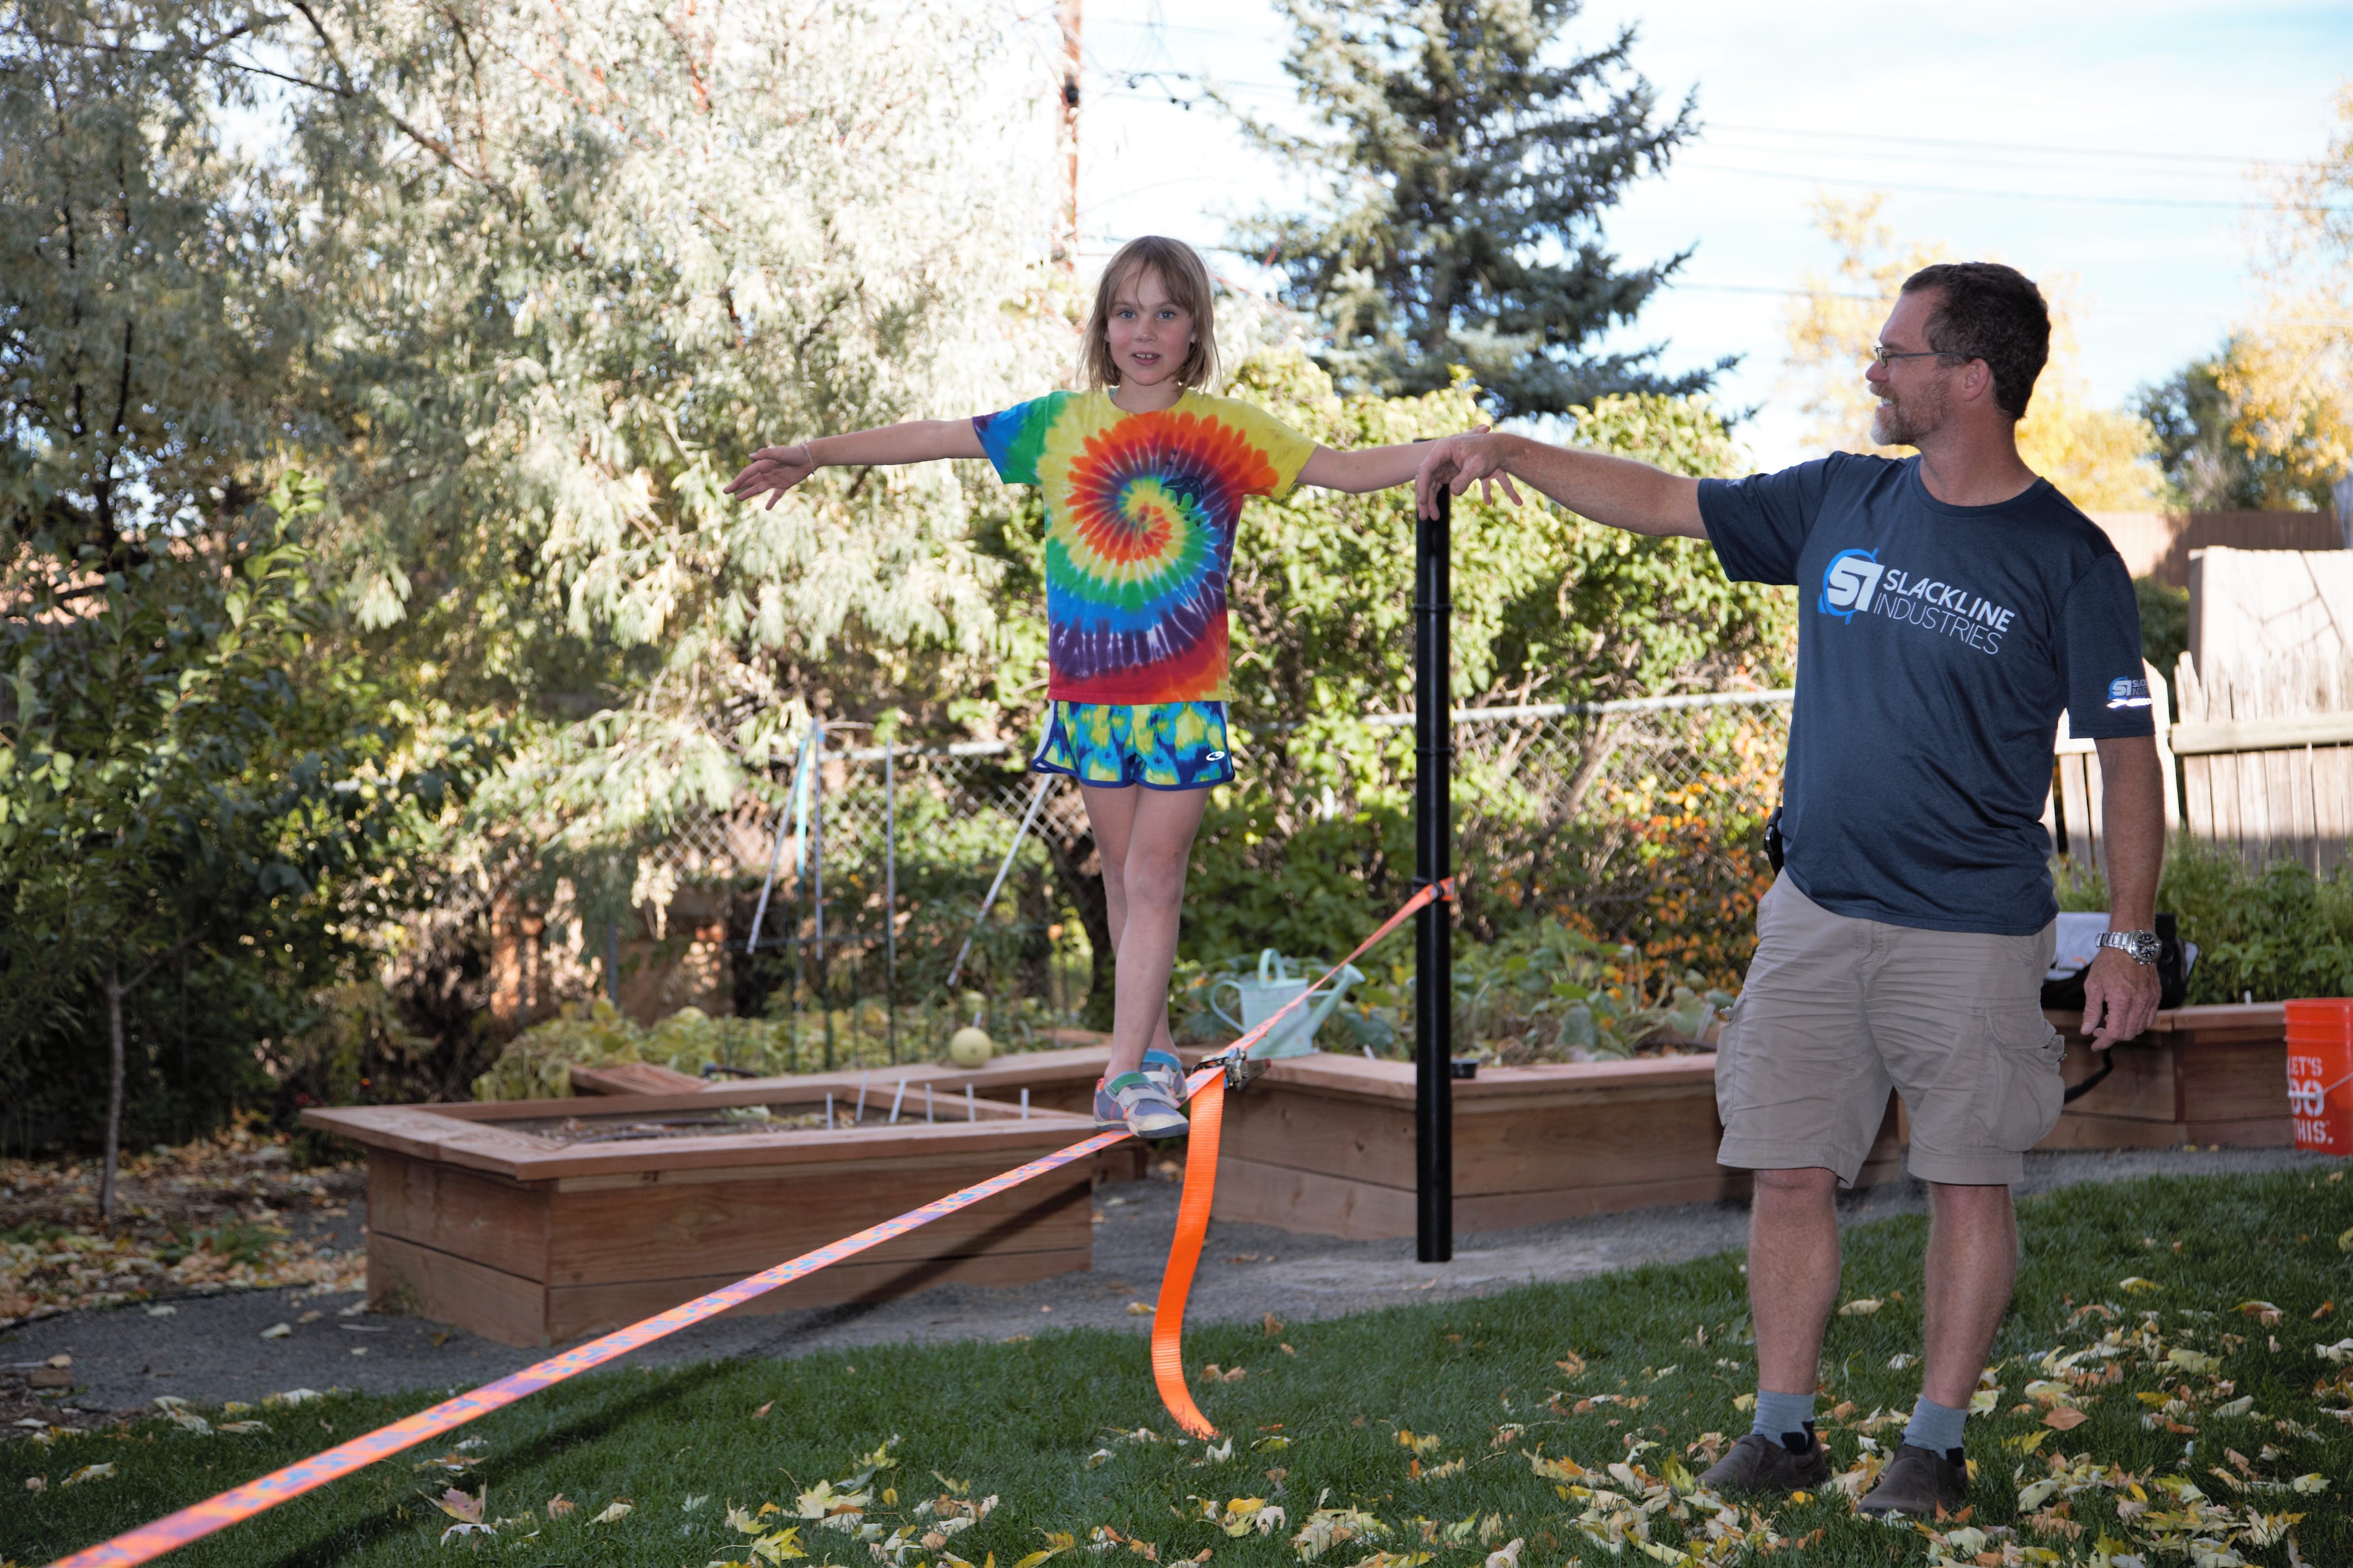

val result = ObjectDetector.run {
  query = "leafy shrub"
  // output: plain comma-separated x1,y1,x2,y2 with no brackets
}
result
473,1002,813,1100
2055,838,2353,1003
1176,917,1733,1064
471,993,1081,1101
2134,577,2189,687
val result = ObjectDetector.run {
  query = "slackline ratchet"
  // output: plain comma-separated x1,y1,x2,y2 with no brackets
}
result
51,877,1453,1568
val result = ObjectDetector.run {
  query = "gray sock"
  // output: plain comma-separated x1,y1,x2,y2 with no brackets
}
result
1902,1394,1968,1458
1751,1389,1816,1450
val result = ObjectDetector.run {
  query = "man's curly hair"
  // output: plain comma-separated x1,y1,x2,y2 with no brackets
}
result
1901,262,2051,421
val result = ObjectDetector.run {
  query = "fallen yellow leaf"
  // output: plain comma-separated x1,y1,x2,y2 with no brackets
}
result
2118,1277,2162,1295
1836,1298,1882,1317
591,1500,634,1524
754,1525,807,1562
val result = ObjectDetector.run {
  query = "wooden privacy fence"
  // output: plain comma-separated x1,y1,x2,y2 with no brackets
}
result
2089,509,2346,587
2049,652,2353,873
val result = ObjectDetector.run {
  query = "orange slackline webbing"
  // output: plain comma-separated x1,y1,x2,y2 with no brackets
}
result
1152,1067,1226,1438
50,878,1451,1568
1147,876,1453,1438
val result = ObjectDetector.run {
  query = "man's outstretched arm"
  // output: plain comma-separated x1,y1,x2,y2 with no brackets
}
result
1413,431,1708,538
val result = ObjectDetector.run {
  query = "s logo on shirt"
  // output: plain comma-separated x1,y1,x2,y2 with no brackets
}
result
1818,549,1885,622
2107,678,2152,709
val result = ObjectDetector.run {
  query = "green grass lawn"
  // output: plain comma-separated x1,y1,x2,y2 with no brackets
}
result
7,1168,2351,1568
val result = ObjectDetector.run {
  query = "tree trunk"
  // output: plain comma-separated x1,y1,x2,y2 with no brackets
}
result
101,956,126,1222
1038,820,1116,1032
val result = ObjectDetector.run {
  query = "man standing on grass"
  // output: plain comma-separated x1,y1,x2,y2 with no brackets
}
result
1412,262,2165,1515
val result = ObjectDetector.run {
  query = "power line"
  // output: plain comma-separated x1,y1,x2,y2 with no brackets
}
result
1679,162,2343,214
1082,58,2307,174
1661,282,2311,325
1700,139,2256,185
1705,122,2287,169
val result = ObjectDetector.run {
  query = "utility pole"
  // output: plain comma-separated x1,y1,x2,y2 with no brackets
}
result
1058,0,1082,260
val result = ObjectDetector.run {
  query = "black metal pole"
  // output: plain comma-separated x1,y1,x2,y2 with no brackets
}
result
884,740,899,1065
814,723,833,1072
1415,485,1453,1263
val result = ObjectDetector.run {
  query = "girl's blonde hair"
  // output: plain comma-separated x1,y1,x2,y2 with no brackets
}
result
1082,236,1220,392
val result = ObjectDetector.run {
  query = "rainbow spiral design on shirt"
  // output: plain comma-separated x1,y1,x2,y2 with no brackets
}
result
1042,408,1275,699
976,391,1309,705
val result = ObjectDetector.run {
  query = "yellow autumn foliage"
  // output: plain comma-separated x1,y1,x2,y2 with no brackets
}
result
1780,194,2163,509
2216,84,2353,501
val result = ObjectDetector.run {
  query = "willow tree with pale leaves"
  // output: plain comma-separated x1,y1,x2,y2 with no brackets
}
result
277,0,1072,909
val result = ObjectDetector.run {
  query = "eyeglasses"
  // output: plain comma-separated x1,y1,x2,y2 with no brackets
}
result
1869,344,1964,368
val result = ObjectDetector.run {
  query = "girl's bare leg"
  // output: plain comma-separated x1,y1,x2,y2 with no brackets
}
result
1078,783,1209,1081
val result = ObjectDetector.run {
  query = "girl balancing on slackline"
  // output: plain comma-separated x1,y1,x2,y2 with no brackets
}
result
726,235,1462,1138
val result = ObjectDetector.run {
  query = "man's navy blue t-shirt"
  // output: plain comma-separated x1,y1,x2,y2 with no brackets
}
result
1698,453,2153,936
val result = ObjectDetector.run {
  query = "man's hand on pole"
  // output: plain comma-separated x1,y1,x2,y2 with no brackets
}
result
1414,429,1523,518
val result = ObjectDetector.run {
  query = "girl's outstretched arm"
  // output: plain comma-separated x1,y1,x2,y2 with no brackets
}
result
726,419,986,510
1297,432,1515,498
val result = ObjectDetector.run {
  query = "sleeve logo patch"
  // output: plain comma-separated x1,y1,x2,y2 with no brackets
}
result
2106,678,2152,709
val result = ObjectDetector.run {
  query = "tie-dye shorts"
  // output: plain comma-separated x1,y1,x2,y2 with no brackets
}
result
1030,701,1236,791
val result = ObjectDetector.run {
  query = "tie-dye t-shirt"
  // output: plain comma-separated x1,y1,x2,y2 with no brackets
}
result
972,390,1315,702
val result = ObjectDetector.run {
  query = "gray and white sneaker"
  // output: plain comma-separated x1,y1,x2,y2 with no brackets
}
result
1695,1426,1828,1495
1140,1048,1189,1102
1094,1072,1189,1138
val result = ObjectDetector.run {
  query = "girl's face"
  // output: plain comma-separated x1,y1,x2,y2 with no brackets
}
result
1104,267,1194,390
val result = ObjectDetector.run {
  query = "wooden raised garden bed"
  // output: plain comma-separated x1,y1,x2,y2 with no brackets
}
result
2039,1002,2292,1150
302,1085,1097,1348
1210,1051,1904,1241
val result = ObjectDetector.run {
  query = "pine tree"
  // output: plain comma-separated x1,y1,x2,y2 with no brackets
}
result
1228,0,1726,418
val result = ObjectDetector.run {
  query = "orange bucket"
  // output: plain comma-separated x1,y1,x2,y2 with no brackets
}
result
2284,999,2353,1155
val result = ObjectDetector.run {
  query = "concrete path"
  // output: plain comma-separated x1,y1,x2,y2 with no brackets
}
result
2,1145,2328,1426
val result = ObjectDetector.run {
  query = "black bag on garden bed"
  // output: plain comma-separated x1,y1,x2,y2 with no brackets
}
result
2039,912,2194,1013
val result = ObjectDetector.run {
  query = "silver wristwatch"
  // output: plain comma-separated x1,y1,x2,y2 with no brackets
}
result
2096,929,2161,966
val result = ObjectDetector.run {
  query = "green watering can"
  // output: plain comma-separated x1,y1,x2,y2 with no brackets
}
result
1210,949,1365,1060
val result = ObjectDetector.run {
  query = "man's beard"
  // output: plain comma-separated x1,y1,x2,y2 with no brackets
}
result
1870,378,1948,448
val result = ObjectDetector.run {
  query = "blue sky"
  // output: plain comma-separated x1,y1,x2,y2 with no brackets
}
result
1053,1,2352,468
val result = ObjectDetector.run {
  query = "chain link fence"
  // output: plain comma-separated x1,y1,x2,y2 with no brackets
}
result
1427,691,1791,962
654,690,1793,1009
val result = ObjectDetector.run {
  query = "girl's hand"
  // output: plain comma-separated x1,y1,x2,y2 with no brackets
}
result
725,443,818,510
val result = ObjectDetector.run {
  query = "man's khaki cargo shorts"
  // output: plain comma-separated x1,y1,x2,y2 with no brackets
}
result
1715,872,2065,1187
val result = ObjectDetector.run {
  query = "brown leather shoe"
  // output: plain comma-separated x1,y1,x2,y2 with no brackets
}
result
1696,1427,1830,1495
1857,1443,1969,1516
